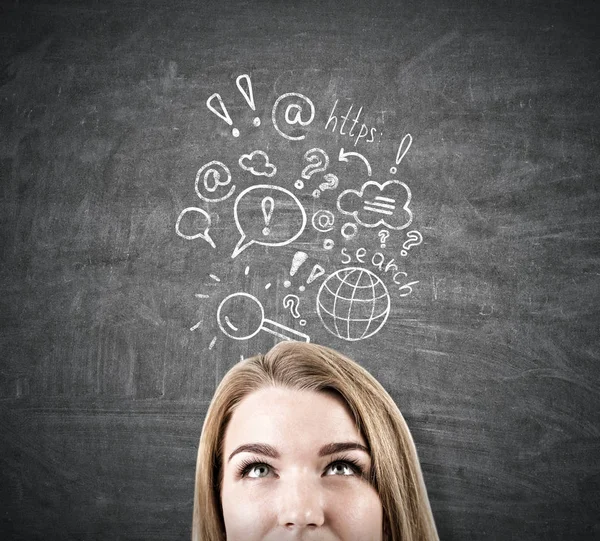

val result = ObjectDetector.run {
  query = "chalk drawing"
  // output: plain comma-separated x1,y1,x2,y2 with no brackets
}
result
338,148,372,176
217,292,310,342
316,267,390,341
261,196,274,235
175,207,216,248
324,100,379,146
298,148,339,198
283,294,307,326
378,230,390,248
184,74,424,352
313,173,339,198
390,134,412,174
339,247,420,293
306,264,326,285
401,230,423,256
190,320,202,331
238,150,277,177
398,279,420,297
195,161,235,203
312,209,335,233
284,251,308,288
235,74,261,127
206,74,260,137
271,92,315,141
231,185,307,258
337,180,413,230
341,222,358,240
302,148,329,181
288,261,326,292
392,272,419,297
206,92,238,137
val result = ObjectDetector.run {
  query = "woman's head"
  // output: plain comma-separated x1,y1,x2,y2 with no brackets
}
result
193,342,438,541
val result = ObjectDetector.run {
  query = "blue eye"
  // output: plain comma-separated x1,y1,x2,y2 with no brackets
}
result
248,464,270,478
239,461,273,479
325,459,364,477
237,457,366,479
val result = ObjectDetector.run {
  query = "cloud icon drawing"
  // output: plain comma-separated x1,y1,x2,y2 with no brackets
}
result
238,150,277,177
337,180,413,230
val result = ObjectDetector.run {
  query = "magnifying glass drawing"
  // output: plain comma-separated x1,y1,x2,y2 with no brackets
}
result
217,292,310,342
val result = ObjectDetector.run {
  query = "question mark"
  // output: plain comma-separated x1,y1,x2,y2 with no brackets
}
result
294,148,329,190
313,173,339,198
378,229,390,248
283,294,306,326
401,230,423,256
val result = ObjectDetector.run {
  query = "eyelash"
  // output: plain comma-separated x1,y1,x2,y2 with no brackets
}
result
237,454,365,479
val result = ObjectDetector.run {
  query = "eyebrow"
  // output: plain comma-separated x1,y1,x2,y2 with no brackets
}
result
227,441,370,463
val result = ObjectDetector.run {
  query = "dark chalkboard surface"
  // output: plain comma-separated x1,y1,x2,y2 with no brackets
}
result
1,0,599,539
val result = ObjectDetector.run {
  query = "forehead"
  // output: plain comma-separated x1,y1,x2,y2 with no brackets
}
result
223,387,364,453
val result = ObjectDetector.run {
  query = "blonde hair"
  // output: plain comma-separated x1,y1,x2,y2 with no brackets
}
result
192,342,439,541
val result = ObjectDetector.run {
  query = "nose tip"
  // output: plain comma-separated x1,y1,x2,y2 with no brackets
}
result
277,477,325,529
281,508,324,530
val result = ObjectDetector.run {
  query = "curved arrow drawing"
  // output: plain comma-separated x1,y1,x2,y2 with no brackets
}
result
338,148,372,176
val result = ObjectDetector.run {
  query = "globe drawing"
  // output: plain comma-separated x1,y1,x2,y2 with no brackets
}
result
316,267,390,341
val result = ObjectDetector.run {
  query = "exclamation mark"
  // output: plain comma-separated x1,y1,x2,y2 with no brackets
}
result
236,74,261,127
284,251,308,288
261,197,274,236
306,264,326,285
206,74,261,137
206,93,239,137
390,133,413,174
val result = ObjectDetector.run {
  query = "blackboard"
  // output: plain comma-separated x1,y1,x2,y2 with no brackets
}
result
1,0,599,539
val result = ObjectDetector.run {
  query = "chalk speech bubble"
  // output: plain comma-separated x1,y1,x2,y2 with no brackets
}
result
175,207,216,248
232,185,307,259
337,179,413,230
238,150,277,177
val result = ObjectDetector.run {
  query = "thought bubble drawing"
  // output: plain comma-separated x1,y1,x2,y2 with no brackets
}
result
175,207,216,248
238,150,277,177
195,161,235,203
232,184,307,258
337,180,413,230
